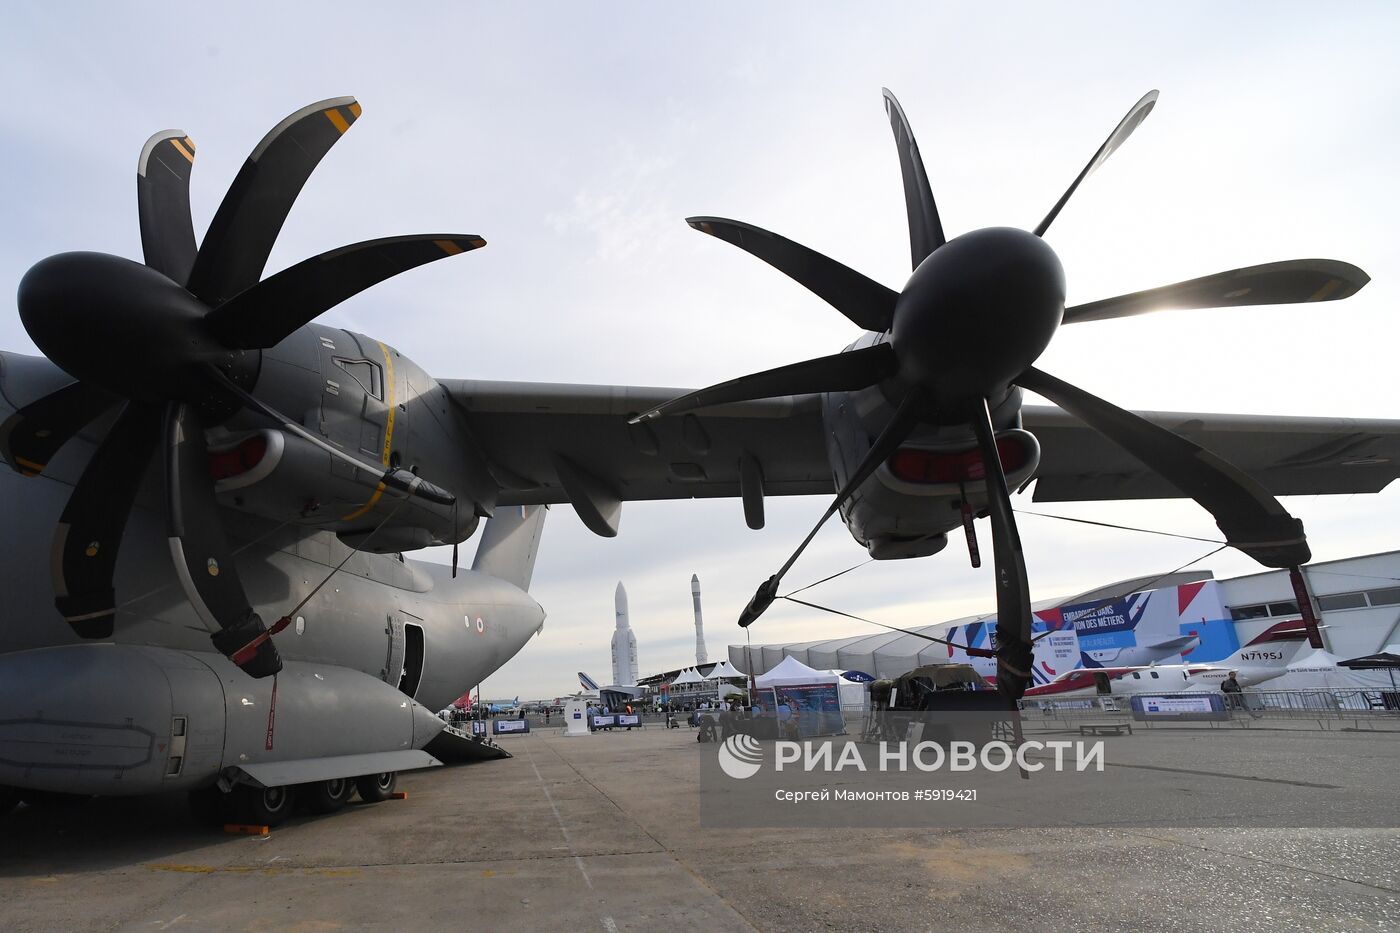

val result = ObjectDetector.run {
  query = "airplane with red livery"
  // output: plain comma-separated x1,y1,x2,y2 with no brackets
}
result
1024,620,1313,699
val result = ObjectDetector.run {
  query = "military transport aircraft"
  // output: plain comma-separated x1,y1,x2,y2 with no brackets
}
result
1,91,1398,826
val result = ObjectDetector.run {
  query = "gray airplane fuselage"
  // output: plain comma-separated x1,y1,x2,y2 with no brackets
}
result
0,332,544,798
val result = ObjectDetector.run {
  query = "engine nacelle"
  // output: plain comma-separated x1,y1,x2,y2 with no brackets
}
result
0,644,444,796
822,359,1040,559
210,428,477,552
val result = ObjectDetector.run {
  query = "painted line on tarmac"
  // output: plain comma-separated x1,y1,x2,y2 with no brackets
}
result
541,735,761,932
522,740,593,890
523,742,621,933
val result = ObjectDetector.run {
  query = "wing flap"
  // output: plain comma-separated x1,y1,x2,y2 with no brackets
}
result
444,380,832,508
1025,405,1400,502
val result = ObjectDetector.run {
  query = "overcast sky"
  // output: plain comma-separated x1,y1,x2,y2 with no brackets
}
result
3,2,1398,699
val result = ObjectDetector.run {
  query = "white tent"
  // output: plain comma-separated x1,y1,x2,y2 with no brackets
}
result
816,669,871,711
755,655,839,687
670,667,705,685
704,660,746,679
1262,649,1399,692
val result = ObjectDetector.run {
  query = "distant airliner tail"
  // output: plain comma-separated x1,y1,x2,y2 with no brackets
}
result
578,671,600,691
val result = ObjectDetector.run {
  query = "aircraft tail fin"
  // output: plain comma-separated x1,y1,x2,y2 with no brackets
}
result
579,671,600,691
472,505,549,592
1222,619,1317,670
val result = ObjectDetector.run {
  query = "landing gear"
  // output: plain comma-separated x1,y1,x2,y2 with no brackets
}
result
355,772,397,803
232,783,296,826
302,777,353,814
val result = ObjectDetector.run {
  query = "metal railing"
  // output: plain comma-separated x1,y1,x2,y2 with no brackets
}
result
1019,688,1400,731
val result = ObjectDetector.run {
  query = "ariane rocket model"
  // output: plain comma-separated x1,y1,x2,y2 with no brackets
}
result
611,581,639,686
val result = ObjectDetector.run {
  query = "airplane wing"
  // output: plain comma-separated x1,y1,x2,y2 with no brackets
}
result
444,380,832,511
1025,405,1400,501
445,382,1400,520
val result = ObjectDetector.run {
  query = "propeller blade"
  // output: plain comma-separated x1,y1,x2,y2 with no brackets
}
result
164,402,282,677
1062,259,1370,325
0,381,119,476
205,234,486,349
52,403,162,638
881,88,946,269
970,398,1034,707
1017,367,1309,567
631,343,897,424
687,217,898,332
1033,90,1158,238
137,131,198,283
739,391,924,627
186,97,362,305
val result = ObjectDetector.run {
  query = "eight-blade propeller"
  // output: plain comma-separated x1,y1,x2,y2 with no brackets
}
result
637,88,1370,706
0,98,477,676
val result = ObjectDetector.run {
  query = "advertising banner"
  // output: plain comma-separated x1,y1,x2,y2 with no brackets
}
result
1131,694,1229,721
492,719,529,734
945,581,1238,685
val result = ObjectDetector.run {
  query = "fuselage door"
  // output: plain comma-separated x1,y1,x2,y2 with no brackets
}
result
383,612,406,686
399,617,426,699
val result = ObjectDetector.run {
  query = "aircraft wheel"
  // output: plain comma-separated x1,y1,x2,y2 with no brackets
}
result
233,783,296,827
355,772,397,803
187,785,237,826
0,785,20,817
302,778,353,814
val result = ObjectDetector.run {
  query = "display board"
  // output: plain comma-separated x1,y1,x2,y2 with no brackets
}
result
755,684,844,736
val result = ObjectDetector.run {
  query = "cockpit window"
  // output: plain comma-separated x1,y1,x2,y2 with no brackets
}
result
335,358,383,399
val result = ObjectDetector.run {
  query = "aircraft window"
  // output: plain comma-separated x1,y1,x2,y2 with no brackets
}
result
1131,672,1141,679
1317,592,1367,611
1367,587,1400,607
1150,671,1159,679
1267,600,1300,616
334,358,383,399
1230,604,1270,621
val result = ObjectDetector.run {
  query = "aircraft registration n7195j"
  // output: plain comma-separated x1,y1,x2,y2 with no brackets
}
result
2,91,1397,824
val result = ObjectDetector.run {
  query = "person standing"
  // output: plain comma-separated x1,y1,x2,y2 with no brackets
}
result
1221,671,1244,711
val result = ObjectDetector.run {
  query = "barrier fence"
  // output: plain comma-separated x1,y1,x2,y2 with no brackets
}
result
1020,688,1400,731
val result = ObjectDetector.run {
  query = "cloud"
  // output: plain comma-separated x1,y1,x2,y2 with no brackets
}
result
3,4,1399,699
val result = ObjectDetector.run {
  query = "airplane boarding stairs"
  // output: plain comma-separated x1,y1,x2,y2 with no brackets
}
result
425,722,513,763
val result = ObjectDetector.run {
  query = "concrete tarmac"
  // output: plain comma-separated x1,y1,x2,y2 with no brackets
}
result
2,725,1398,932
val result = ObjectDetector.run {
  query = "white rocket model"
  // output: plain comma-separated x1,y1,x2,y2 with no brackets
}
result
611,581,639,686
691,574,709,665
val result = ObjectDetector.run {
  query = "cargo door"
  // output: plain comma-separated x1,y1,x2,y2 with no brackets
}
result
383,612,406,686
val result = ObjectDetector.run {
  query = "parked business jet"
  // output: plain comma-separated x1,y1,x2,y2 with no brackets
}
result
1024,620,1312,699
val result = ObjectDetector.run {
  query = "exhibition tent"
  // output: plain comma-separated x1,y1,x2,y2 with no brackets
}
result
704,660,746,679
755,655,839,687
819,669,872,711
754,656,844,736
1266,649,1398,691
